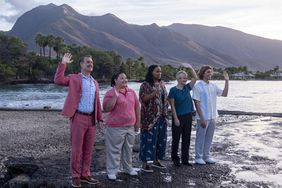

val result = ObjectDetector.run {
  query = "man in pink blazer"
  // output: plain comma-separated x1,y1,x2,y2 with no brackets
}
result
54,53,103,187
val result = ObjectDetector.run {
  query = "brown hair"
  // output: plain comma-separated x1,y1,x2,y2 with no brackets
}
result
79,55,92,64
198,65,213,80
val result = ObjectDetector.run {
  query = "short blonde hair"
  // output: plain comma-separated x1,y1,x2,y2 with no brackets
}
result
176,70,187,80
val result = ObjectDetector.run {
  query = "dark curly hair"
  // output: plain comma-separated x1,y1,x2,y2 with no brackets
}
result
145,65,161,86
111,71,126,87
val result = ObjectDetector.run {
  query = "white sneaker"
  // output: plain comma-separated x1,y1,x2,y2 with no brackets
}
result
127,169,138,176
205,158,216,164
195,158,206,165
107,174,117,180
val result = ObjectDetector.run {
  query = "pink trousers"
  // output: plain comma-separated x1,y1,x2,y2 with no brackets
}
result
70,113,96,177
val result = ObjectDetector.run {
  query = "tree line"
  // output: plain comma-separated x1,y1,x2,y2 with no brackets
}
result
0,33,152,82
0,33,280,83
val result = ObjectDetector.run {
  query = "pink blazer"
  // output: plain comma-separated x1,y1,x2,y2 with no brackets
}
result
54,63,102,123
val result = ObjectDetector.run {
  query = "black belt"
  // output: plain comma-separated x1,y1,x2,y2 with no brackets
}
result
76,110,94,116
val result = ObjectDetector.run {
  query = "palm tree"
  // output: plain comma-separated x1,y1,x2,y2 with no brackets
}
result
113,54,123,72
46,35,55,59
42,36,48,57
53,36,65,59
60,44,69,56
35,33,44,56
126,58,134,80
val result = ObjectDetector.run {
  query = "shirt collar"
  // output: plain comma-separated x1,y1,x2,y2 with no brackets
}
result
200,80,209,85
80,73,94,80
113,86,129,94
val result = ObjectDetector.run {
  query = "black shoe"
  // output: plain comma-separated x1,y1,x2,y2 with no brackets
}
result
152,161,166,169
141,164,154,173
173,161,181,167
182,162,192,166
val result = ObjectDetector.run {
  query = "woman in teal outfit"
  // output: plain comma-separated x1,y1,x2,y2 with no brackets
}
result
168,63,197,166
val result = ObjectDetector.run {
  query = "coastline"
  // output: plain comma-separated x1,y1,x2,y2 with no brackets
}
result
1,79,282,86
1,108,281,118
0,110,281,187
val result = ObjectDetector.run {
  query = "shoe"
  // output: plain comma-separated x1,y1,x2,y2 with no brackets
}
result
195,158,206,165
173,160,181,167
80,176,99,185
127,169,138,176
141,164,154,173
152,161,166,169
71,177,81,187
182,162,192,166
205,158,216,164
107,174,117,180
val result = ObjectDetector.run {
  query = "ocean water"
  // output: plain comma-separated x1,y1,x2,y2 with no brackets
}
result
0,81,281,113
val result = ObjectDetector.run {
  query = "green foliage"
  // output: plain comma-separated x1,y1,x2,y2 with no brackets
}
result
0,34,27,64
0,64,16,80
160,64,177,81
0,33,148,82
224,66,249,74
1,33,280,82
254,70,271,79
0,34,27,81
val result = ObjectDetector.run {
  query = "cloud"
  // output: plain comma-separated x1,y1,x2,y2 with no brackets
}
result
0,18,14,31
0,0,39,30
4,0,38,12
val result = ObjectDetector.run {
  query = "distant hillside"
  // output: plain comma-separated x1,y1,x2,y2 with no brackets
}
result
8,3,282,70
167,24,282,70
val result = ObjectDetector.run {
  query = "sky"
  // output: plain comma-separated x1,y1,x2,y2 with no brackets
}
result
1,0,282,40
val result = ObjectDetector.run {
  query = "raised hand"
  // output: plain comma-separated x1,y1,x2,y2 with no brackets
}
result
62,53,73,64
181,63,192,69
154,82,161,92
113,86,120,97
223,71,229,81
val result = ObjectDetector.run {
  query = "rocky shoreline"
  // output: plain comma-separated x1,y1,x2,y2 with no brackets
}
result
0,111,281,187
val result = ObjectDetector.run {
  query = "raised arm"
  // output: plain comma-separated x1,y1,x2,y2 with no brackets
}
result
141,91,157,103
222,71,229,97
54,53,74,86
182,63,198,88
140,82,160,103
103,88,119,112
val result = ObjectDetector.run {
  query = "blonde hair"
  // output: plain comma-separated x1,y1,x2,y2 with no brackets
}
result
176,70,188,80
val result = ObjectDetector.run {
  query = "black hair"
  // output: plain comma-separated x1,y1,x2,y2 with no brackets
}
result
111,71,126,87
145,65,161,86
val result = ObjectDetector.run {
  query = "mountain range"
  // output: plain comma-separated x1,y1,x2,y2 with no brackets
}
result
6,3,282,70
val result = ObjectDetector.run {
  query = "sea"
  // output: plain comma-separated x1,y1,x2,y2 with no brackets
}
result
0,81,281,113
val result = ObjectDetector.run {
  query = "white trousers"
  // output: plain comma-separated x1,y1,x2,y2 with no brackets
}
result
195,120,216,160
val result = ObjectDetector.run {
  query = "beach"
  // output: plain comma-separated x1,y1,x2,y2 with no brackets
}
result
0,110,281,187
